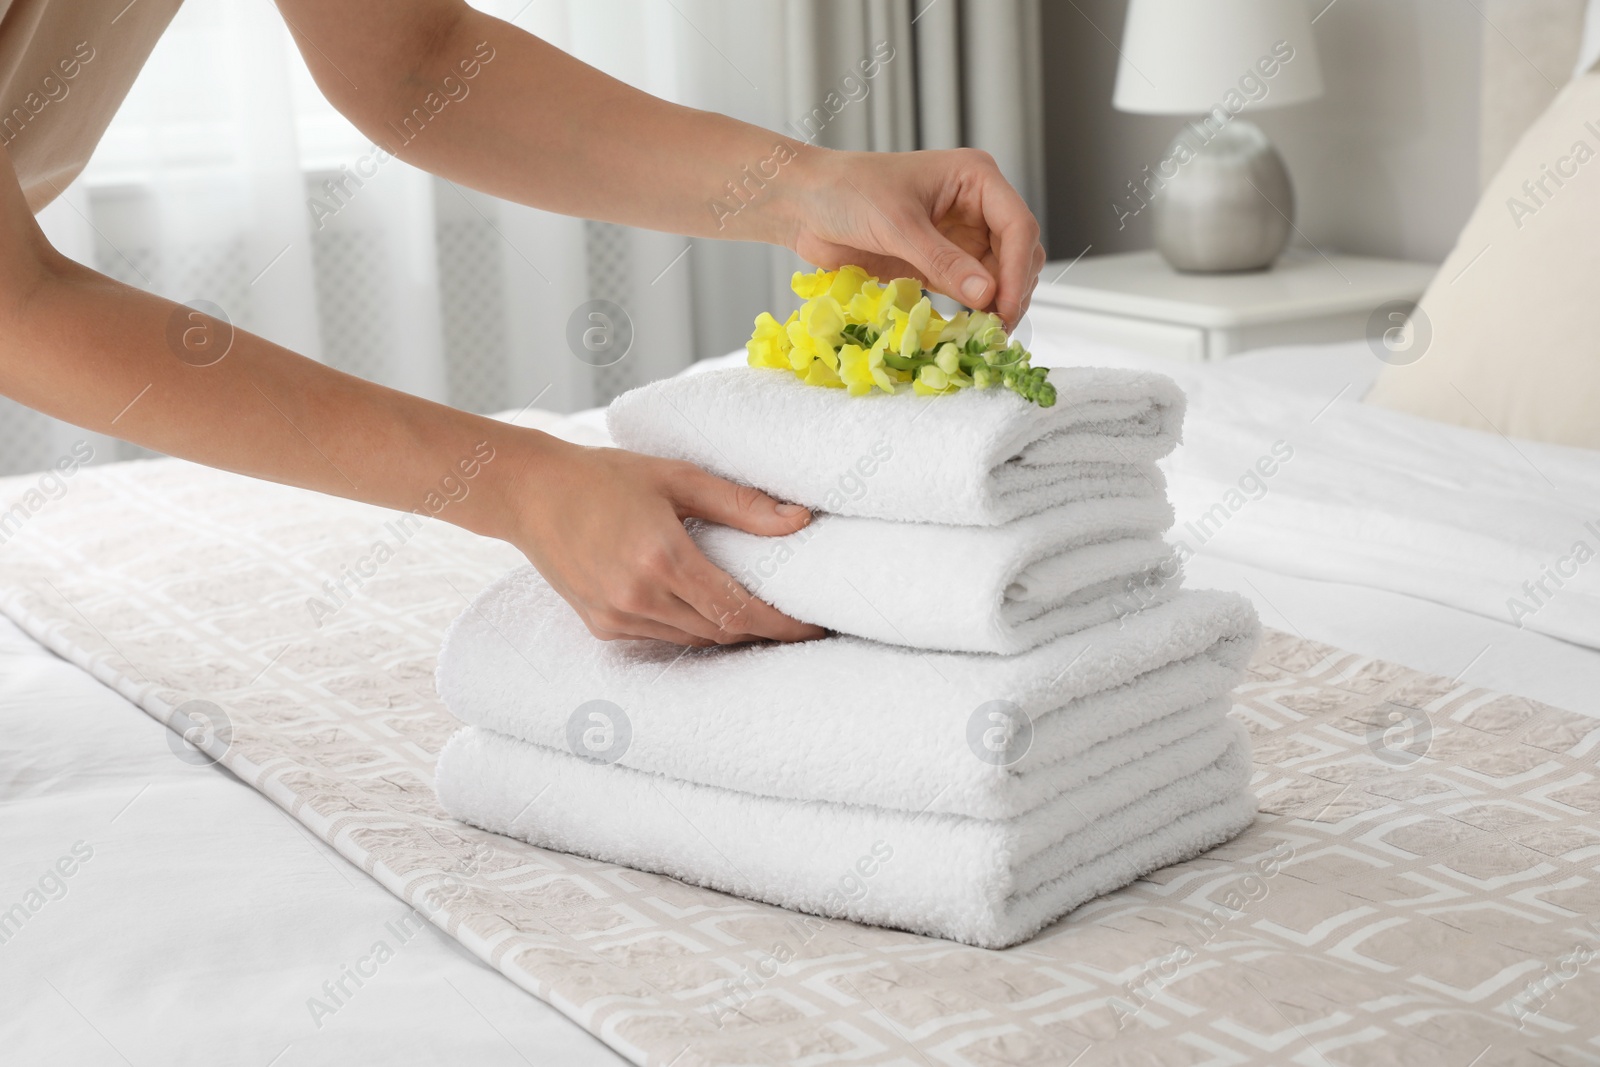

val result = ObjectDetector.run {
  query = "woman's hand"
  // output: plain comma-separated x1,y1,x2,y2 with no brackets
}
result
502,434,827,647
778,147,1047,329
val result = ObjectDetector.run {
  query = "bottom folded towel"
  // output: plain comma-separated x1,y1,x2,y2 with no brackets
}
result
437,720,1257,949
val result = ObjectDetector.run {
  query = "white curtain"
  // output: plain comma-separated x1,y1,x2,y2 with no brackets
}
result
15,0,1042,476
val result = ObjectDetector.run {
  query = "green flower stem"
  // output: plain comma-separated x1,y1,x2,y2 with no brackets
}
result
832,332,1054,406
880,353,930,372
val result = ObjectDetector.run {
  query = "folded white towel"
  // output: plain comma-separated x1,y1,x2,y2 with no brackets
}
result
436,570,1259,819
436,720,1256,949
606,366,1184,525
693,494,1179,654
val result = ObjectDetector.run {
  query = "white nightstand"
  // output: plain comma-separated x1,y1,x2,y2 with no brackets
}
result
1028,249,1438,362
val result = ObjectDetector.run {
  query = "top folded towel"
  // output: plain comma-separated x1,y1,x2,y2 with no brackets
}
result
607,365,1186,525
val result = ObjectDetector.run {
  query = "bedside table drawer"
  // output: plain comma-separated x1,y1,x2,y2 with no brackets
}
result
1026,305,1207,363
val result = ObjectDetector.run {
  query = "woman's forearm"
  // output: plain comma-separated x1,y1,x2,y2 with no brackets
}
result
7,253,549,541
321,5,813,247
282,0,1043,323
4,248,821,646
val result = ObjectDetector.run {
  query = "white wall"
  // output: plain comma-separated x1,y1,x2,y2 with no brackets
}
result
1041,0,1483,265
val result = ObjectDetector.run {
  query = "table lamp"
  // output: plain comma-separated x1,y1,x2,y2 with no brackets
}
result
1113,0,1323,273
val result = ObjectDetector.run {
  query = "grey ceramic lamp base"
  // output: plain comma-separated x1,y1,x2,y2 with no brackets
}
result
1152,120,1294,273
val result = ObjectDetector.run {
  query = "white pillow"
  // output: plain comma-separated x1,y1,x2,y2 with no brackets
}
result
1363,69,1600,449
1579,0,1600,77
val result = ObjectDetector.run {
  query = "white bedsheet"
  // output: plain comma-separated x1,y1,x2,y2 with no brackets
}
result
1062,335,1600,716
4,334,1599,1065
1038,336,1600,716
0,610,626,1067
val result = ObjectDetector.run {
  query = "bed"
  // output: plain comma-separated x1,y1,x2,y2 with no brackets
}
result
7,4,1600,1057
2,326,1598,1065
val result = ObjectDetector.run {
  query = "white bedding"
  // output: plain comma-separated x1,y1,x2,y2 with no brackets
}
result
3,333,1598,1064
1052,337,1600,716
0,610,627,1065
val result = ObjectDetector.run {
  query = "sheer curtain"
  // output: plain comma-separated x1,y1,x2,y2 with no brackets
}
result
15,0,1042,476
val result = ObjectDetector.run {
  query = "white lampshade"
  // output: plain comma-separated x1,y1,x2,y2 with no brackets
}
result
1113,0,1324,115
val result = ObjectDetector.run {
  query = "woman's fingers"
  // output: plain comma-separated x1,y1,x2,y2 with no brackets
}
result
513,442,827,648
904,213,997,309
1021,243,1047,319
586,548,756,646
670,463,812,538
973,163,1043,327
583,614,716,647
662,466,826,641
672,544,826,643
551,573,716,646
883,151,1040,324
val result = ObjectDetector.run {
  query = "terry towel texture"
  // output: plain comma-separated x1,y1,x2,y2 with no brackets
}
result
436,568,1260,819
437,364,1259,948
437,720,1257,949
606,366,1185,525
691,494,1180,653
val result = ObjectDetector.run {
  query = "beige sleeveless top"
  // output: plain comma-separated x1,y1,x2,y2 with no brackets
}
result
0,0,182,211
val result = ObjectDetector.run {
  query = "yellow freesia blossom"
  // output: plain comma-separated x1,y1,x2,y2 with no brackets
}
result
848,276,922,330
824,265,872,307
748,263,1053,405
912,362,958,396
839,341,897,396
887,296,933,359
802,294,846,343
919,306,948,353
785,294,845,372
746,311,793,369
965,310,1007,351
936,311,969,346
791,268,837,299
802,356,844,388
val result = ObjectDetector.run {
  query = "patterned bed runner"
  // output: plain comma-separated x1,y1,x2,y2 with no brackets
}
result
2,456,1598,1066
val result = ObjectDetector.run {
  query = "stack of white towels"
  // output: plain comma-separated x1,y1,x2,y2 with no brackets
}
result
435,366,1261,949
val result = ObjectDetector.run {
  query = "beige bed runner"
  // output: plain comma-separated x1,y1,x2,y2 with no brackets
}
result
1,456,1597,1066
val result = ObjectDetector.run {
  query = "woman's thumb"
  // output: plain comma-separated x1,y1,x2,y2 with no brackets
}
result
910,218,994,308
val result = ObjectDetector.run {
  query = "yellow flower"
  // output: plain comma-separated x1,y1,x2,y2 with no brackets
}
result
936,311,970,346
786,295,845,372
912,362,958,396
792,264,872,304
965,311,1008,351
848,276,922,330
802,356,844,388
791,268,837,299
888,296,933,358
839,342,898,396
919,306,948,353
838,343,873,396
746,311,793,369
804,295,846,342
825,265,873,307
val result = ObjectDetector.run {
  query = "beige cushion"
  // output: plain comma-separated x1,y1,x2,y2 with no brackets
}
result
1364,70,1600,449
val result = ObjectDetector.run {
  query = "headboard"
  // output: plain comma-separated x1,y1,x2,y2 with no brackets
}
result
1479,0,1587,184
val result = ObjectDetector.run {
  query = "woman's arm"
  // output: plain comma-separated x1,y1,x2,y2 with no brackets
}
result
277,0,1046,324
0,151,821,647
